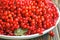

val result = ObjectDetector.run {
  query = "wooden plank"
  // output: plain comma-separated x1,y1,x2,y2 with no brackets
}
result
57,0,60,38
52,26,60,40
57,21,60,37
42,34,49,40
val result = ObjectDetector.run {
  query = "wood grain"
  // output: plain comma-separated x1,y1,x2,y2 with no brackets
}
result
52,26,60,40
58,21,60,37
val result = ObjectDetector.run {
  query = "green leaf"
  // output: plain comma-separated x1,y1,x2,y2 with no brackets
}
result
14,28,27,36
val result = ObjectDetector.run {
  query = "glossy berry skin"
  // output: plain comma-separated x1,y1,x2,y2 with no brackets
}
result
0,0,58,36
49,31,55,37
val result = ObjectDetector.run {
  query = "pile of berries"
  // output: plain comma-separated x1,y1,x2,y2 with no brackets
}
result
0,0,58,36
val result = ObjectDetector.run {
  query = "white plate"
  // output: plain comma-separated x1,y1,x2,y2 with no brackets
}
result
0,7,60,39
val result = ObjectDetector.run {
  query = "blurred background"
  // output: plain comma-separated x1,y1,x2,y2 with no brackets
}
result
53,0,60,38
52,0,60,9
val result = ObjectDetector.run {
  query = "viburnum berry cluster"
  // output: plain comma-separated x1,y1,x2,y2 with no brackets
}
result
0,0,58,36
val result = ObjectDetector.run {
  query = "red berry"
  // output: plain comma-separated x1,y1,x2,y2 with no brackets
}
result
0,0,58,36
49,31,55,37
37,28,43,34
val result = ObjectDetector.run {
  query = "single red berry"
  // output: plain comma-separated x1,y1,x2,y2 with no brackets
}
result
49,31,55,37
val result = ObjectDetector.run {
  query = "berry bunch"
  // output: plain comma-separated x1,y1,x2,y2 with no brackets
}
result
0,0,58,36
